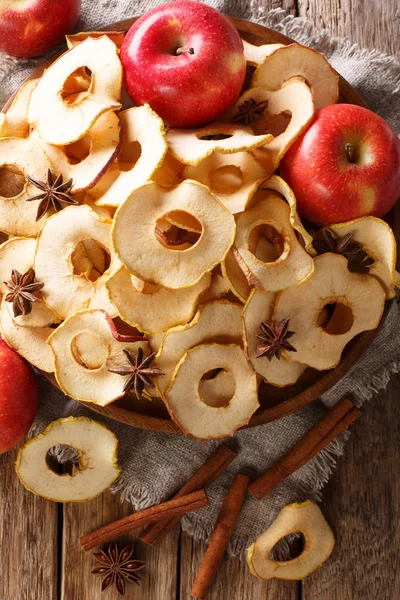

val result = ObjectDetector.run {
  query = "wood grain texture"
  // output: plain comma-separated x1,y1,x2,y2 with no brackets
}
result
0,446,58,600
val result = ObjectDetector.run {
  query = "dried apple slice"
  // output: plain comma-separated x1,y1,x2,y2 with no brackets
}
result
34,205,120,319
28,36,122,145
329,217,398,299
242,39,285,66
0,79,38,138
0,300,54,372
156,300,243,396
32,111,122,192
243,289,306,386
235,194,314,291
248,501,335,580
15,417,121,502
231,80,314,172
252,44,339,109
221,247,253,303
89,105,167,207
166,122,272,165
66,31,125,49
107,265,211,334
184,151,268,214
112,181,235,289
273,253,386,370
165,343,259,439
0,137,53,237
152,151,185,188
48,309,148,405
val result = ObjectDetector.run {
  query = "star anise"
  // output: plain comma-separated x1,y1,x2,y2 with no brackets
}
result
232,98,268,126
108,347,164,397
27,169,78,221
91,543,145,596
4,268,44,317
256,319,297,361
312,229,375,274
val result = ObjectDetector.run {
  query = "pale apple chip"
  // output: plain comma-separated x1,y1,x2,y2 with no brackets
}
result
184,151,268,214
106,265,211,334
273,253,386,370
242,289,306,386
112,181,236,289
0,137,53,237
89,105,167,207
152,151,185,188
34,205,120,319
32,111,122,192
0,79,39,138
66,31,125,50
166,122,273,165
165,343,259,439
28,36,122,145
235,194,314,291
221,247,253,303
156,300,243,396
252,44,339,109
242,39,285,66
48,309,149,405
248,501,335,580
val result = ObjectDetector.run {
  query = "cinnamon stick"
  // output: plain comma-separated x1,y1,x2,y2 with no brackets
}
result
81,489,209,552
191,474,249,599
249,395,360,500
140,443,237,545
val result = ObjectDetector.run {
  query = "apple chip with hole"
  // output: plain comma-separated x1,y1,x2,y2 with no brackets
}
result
112,181,235,289
48,309,148,405
234,193,314,291
66,31,125,50
252,43,339,109
34,205,120,319
165,343,259,439
0,79,38,138
273,253,386,370
248,501,335,580
107,265,211,334
32,111,122,192
0,137,53,237
243,289,307,386
184,151,268,214
15,417,121,502
166,122,273,165
156,300,243,396
89,105,167,207
28,36,122,145
242,39,285,66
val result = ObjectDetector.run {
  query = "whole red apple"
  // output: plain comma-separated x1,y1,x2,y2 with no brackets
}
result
280,104,400,226
120,0,246,127
0,0,81,58
0,338,38,454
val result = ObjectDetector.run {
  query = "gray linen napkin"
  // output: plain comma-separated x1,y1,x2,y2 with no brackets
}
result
1,1,399,555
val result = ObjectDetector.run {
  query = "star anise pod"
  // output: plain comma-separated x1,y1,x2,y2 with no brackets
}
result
27,168,78,221
108,347,164,397
256,319,297,361
92,543,145,596
4,268,44,317
312,229,375,274
232,98,268,126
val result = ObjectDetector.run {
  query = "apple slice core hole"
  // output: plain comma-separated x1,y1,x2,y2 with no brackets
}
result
197,133,233,141
199,368,236,408
155,211,202,251
319,302,354,335
61,67,93,105
210,165,243,193
248,224,285,263
0,165,26,198
46,444,82,476
71,331,110,370
64,135,92,165
269,532,306,561
70,239,111,281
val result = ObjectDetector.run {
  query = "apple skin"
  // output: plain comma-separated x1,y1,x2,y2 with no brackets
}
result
0,338,38,454
120,0,246,128
280,103,400,226
0,0,81,58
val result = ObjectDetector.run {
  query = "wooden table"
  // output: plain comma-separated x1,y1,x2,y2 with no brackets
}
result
1,2,399,599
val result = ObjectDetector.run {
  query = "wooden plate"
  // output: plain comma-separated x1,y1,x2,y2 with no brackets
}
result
2,16,384,435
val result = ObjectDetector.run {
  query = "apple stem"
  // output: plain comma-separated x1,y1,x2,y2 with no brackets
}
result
175,46,195,56
345,142,356,163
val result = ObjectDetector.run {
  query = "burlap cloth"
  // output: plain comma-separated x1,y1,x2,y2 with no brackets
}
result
1,1,399,556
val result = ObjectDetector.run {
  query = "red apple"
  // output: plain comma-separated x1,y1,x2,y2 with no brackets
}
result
120,0,246,127
280,104,400,226
0,0,81,58
0,338,38,454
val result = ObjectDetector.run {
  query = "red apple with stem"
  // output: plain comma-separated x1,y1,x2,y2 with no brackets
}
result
280,103,400,226
0,338,38,454
0,0,81,58
120,0,246,127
